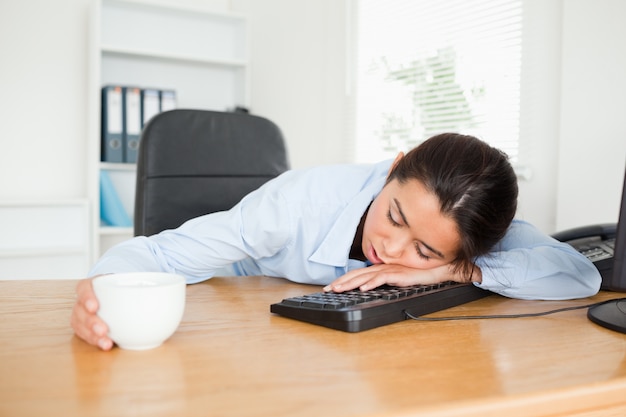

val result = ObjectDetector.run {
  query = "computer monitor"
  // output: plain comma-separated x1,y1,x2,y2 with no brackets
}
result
606,167,626,291
587,166,626,333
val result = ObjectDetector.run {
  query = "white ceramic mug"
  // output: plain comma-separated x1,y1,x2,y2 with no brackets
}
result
92,272,186,350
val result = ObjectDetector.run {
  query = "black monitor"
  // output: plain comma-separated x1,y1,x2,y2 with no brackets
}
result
606,167,626,290
587,166,626,333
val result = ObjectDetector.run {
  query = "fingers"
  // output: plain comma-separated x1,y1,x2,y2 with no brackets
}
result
75,278,98,312
324,264,452,293
324,264,402,293
323,269,365,293
70,278,114,351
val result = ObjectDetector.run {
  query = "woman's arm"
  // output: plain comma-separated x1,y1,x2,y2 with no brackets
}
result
474,220,602,300
89,183,291,283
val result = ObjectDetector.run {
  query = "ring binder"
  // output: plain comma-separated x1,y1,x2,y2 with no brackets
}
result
101,86,124,163
141,88,161,128
160,89,177,112
123,87,142,163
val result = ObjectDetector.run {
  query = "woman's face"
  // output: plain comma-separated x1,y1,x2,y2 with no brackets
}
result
362,177,461,270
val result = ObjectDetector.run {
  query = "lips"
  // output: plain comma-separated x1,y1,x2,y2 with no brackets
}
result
368,243,384,264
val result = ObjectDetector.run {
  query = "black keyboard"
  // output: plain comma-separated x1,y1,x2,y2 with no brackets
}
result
270,281,490,332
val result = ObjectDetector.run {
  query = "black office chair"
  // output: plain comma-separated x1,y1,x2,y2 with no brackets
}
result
134,109,290,236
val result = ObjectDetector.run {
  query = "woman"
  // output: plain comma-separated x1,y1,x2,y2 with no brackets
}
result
72,133,601,350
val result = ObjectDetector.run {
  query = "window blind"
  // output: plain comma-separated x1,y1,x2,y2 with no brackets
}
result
352,0,523,164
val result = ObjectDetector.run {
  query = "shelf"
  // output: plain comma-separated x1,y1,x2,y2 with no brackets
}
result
104,0,246,22
101,0,247,65
100,49,247,110
101,45,247,68
100,162,137,171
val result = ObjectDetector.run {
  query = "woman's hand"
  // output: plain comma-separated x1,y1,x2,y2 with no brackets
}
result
70,277,114,351
324,263,482,293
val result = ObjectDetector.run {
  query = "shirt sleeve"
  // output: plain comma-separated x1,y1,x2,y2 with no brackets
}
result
474,220,602,300
88,179,292,284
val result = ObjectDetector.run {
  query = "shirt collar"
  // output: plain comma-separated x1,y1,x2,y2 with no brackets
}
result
308,176,386,267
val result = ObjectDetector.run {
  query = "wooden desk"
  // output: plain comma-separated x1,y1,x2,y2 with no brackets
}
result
1,277,626,417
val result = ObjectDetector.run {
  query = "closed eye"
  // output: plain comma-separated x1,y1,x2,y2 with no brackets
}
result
386,209,402,227
415,243,431,260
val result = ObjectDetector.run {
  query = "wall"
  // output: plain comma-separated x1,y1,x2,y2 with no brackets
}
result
232,0,350,169
0,0,92,278
513,0,563,233
556,0,626,230
0,0,90,200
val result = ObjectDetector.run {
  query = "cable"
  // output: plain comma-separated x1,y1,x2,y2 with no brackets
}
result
405,301,607,321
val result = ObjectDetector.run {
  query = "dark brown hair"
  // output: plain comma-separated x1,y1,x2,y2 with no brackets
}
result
387,133,518,277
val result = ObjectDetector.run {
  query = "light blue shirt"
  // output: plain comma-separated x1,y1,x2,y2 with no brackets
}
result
90,160,601,300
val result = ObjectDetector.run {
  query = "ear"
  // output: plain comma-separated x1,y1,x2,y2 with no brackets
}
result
387,152,405,179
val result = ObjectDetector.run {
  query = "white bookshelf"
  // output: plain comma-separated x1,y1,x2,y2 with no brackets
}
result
87,0,249,263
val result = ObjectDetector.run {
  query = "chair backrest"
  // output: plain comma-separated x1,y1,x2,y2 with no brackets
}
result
134,109,290,236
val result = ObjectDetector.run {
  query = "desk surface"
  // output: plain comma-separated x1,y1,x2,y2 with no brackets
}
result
1,277,626,417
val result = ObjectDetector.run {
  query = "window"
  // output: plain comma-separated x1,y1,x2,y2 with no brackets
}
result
352,0,523,164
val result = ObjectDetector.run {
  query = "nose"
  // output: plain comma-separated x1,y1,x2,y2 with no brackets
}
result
382,234,410,260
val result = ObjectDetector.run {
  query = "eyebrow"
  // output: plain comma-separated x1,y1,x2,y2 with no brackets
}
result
394,198,446,259
394,198,410,226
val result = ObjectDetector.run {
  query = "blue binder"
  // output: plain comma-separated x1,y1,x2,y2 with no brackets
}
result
160,89,177,112
123,86,142,163
101,86,124,163
141,88,161,128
